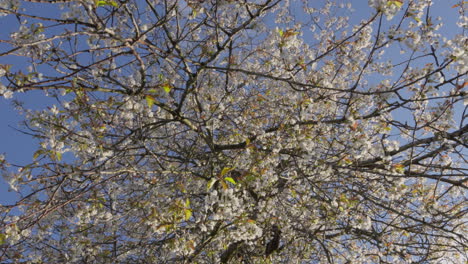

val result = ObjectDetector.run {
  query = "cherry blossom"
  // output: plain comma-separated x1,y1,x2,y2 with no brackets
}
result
0,0,466,263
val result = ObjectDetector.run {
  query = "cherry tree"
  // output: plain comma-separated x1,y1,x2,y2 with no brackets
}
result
0,0,467,263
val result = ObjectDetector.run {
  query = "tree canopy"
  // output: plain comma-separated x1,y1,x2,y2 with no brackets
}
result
0,0,467,263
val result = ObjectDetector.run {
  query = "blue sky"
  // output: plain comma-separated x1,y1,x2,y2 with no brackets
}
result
0,0,464,205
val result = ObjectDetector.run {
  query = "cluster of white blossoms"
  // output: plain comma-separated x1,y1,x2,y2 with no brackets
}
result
0,0,466,263
368,0,403,20
229,221,263,243
0,83,12,99
0,0,19,16
205,189,245,221
450,35,468,74
0,67,12,99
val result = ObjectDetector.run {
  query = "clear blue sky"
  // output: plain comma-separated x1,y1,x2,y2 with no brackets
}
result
0,0,463,205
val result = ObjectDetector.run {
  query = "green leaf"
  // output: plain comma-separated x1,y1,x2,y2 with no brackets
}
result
55,152,62,161
33,149,44,160
224,177,236,185
349,200,359,208
0,233,6,245
291,189,297,198
413,17,422,23
162,83,171,93
185,198,190,208
207,178,217,191
96,0,117,7
278,28,284,37
339,193,348,203
145,95,155,108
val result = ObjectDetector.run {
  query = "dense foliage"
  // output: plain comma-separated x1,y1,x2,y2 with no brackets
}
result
0,0,467,263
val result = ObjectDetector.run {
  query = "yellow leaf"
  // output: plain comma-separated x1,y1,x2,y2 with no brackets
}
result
149,207,158,219
145,95,155,108
186,240,196,250
220,180,228,190
184,209,192,221
55,152,62,161
339,193,348,203
220,167,234,177
387,1,403,8
394,164,405,174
